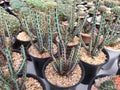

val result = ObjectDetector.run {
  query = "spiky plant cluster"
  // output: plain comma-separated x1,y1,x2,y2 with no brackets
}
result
56,0,83,21
98,5,107,13
10,0,29,13
112,7,120,16
99,80,116,90
0,7,6,50
78,0,120,57
0,6,16,48
4,20,15,46
48,8,82,76
26,0,57,11
55,1,85,45
104,13,113,20
104,15,120,46
56,0,73,21
88,8,95,15
104,0,117,8
0,45,27,90
24,9,53,54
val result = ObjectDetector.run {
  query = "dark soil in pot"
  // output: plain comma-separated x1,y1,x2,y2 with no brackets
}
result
43,60,85,90
27,43,58,78
80,48,109,84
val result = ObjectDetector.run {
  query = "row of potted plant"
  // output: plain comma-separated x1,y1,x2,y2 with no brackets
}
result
0,0,120,90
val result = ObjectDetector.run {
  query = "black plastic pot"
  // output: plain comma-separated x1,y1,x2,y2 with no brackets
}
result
43,60,85,90
81,49,109,84
30,55,51,78
13,37,31,49
12,31,32,49
87,74,109,90
116,55,120,75
18,73,46,90
13,31,36,61
27,44,58,78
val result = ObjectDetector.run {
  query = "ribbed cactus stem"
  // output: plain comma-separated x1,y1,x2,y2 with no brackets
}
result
5,46,13,75
54,8,66,60
17,45,26,74
35,11,44,52
89,0,100,56
5,20,15,45
92,12,105,56
47,10,53,55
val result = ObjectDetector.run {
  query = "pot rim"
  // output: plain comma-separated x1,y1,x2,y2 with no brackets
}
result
15,31,34,43
18,73,46,90
42,59,85,89
27,42,58,60
80,48,109,66
87,74,119,90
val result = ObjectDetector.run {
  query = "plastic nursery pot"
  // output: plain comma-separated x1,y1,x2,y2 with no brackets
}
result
87,74,109,90
12,31,31,49
18,73,46,90
80,33,91,44
27,43,58,78
13,31,36,61
116,55,120,75
81,49,109,84
102,45,120,70
42,60,85,90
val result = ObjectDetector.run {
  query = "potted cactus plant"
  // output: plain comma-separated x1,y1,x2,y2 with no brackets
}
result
43,8,84,90
104,16,120,51
0,16,27,75
88,74,120,90
77,0,113,84
55,1,85,57
0,44,26,76
27,10,57,78
0,45,46,90
78,0,120,84
112,6,120,17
